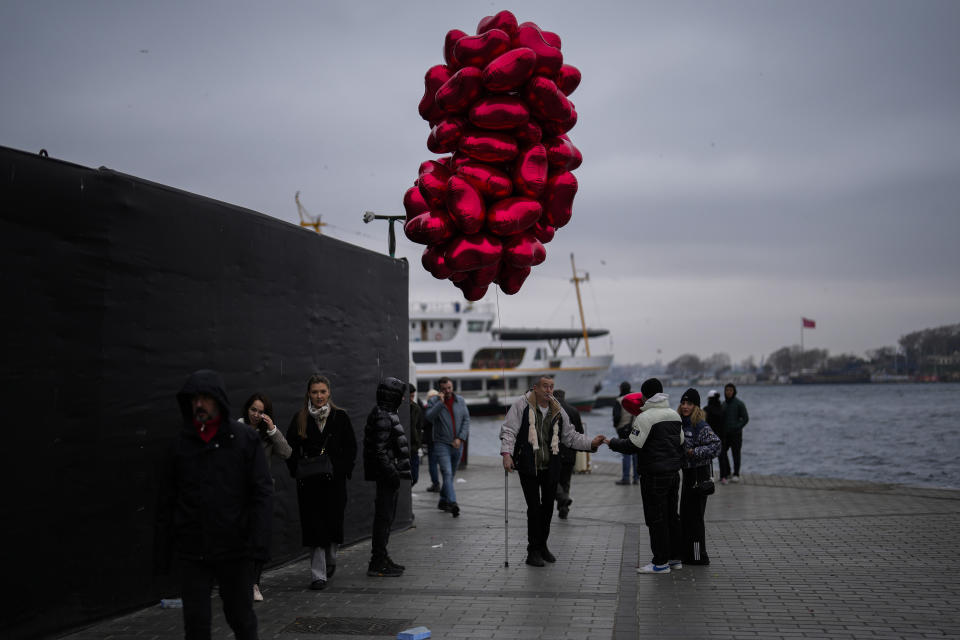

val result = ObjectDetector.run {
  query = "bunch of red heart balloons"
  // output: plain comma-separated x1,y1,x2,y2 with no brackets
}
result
402,10,582,301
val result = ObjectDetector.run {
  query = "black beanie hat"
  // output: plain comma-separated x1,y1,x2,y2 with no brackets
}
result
640,378,663,398
680,387,700,406
619,381,631,395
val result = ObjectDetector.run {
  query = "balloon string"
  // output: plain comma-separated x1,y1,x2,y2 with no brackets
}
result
495,289,506,391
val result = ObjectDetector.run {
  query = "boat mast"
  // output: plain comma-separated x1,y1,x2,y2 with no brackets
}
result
570,253,591,357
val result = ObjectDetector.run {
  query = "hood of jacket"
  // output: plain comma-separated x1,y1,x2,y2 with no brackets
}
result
376,377,406,412
639,392,671,411
176,369,231,426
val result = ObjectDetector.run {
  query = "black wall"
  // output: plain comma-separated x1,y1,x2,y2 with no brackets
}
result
0,145,410,638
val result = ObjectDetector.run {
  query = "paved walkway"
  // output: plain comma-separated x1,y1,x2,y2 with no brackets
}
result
61,456,960,639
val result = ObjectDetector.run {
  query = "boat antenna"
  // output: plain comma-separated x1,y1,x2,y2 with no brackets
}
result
570,253,591,357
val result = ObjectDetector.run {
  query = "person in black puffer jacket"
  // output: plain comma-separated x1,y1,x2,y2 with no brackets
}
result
553,389,584,520
364,377,411,577
155,369,272,640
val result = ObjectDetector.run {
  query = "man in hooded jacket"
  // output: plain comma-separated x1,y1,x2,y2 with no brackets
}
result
608,378,684,574
500,375,604,567
363,377,412,577
155,369,273,640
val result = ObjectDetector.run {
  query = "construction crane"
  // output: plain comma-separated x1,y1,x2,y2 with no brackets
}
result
295,191,327,234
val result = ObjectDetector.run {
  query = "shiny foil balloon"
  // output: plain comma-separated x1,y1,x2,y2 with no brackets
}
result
543,171,578,229
404,209,455,245
458,131,519,163
405,9,583,300
486,197,542,236
513,143,548,198
496,263,531,295
469,96,530,130
456,162,513,200
482,48,537,92
444,233,503,272
445,175,486,234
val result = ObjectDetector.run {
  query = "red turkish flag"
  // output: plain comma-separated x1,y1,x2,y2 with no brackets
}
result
802,317,816,329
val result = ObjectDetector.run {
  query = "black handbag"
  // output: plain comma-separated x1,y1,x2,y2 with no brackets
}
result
296,448,333,479
692,461,715,496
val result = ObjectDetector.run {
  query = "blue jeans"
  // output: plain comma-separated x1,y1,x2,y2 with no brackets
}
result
436,442,463,504
621,453,639,482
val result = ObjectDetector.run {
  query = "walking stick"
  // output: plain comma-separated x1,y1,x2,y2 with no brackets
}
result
504,468,509,568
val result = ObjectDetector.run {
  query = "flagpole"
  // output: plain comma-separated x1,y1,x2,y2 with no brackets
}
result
801,319,804,355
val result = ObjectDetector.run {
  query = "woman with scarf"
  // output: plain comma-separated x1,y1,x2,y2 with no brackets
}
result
239,392,292,601
677,388,720,566
286,375,357,590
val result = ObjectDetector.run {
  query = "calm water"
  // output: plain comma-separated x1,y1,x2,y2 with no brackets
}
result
464,383,960,490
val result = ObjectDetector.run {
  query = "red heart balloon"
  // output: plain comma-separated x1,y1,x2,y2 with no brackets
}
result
513,120,543,145
481,48,537,92
555,64,581,96
444,29,467,70
435,67,484,114
449,269,469,283
543,171,578,228
543,136,581,170
453,29,511,69
513,143,549,198
496,263,531,295
427,116,468,154
540,30,562,49
453,279,488,301
511,24,563,76
419,65,452,122
525,76,574,122
468,260,502,287
533,219,555,244
486,197,542,236
444,233,503,271
456,162,513,200
404,208,455,245
422,244,453,279
477,10,518,36
403,186,429,221
469,96,530,130
458,131,519,163
445,175,486,234
541,107,577,136
417,161,452,209
503,232,546,268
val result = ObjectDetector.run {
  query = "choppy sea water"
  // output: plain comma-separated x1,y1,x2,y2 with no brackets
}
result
463,383,960,490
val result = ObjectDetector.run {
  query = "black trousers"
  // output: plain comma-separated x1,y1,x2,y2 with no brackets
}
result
555,459,575,513
719,429,743,478
679,466,711,564
371,479,398,562
519,469,558,551
639,471,682,566
180,557,258,640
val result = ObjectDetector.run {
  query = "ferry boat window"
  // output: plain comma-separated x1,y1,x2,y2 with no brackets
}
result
417,380,431,393
486,321,493,331
471,348,525,369
412,351,438,364
467,320,485,332
508,378,519,390
461,379,482,391
488,378,504,390
440,351,463,363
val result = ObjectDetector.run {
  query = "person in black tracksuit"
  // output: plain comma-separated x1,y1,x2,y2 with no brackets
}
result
363,377,412,577
607,378,684,574
553,389,584,520
155,369,273,640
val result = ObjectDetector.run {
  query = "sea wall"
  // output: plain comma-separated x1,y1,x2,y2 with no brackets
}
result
0,145,410,638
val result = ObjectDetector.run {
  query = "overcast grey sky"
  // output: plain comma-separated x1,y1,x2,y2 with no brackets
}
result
2,0,958,365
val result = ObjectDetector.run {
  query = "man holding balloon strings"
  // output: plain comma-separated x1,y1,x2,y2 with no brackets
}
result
500,375,604,567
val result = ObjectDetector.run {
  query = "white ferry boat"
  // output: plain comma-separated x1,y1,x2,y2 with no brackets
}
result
409,301,613,414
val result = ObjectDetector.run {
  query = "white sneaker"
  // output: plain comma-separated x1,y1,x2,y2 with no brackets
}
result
731,475,741,483
638,563,671,574
252,584,263,602
668,559,683,569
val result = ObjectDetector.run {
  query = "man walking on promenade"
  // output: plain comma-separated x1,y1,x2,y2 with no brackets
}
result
719,382,749,484
500,375,604,566
552,389,583,520
607,378,684,574
156,369,273,640
424,377,470,517
612,381,638,485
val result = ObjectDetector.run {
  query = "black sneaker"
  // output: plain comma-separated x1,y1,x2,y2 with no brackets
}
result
309,579,327,590
614,479,630,485
326,565,336,579
367,561,403,577
449,503,460,517
386,556,405,571
541,546,557,563
437,499,450,511
558,508,568,519
426,483,440,492
525,549,545,567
